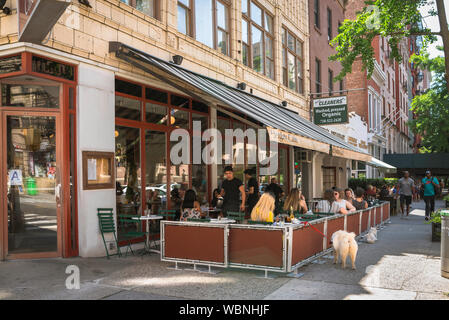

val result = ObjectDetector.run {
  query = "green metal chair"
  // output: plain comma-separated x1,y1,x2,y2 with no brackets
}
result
97,208,121,259
157,209,177,220
187,218,211,222
118,215,149,257
226,211,245,223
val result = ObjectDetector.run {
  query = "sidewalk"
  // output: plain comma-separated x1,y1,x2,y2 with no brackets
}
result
265,200,449,300
1,200,448,300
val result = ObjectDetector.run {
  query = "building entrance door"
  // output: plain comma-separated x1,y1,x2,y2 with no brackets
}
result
2,112,62,259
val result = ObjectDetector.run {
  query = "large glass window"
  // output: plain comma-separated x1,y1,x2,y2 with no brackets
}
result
115,126,142,241
121,0,157,19
242,1,274,79
178,0,230,56
145,131,167,215
115,95,141,121
1,82,60,108
282,27,304,94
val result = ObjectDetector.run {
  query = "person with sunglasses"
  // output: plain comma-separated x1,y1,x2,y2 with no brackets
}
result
333,188,356,214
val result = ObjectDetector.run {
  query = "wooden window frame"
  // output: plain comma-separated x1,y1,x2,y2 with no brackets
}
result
281,26,304,95
177,0,192,37
241,0,275,80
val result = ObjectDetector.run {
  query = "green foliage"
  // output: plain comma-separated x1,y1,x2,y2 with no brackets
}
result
426,209,442,225
409,48,449,152
329,0,436,81
348,177,398,190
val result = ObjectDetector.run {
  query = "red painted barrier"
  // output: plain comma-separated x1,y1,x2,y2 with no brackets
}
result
291,222,325,266
326,216,345,247
346,213,360,235
376,206,382,225
228,227,284,268
361,210,370,233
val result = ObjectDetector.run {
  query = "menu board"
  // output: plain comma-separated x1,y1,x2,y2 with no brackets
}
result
0,55,22,75
82,151,115,190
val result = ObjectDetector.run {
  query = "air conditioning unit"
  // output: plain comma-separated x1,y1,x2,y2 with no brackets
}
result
300,150,312,163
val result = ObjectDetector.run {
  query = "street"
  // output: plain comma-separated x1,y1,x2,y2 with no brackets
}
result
1,200,448,300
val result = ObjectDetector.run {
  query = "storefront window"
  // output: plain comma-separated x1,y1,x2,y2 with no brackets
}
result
115,95,141,121
171,108,189,129
145,130,167,215
1,82,60,108
115,126,142,241
145,103,167,125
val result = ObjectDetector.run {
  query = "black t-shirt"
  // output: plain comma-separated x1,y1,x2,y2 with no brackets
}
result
247,177,259,203
221,178,243,205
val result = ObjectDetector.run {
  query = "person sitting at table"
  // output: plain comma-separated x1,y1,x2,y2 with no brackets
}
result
170,188,182,220
283,188,308,214
344,188,355,205
352,187,368,210
250,192,275,222
150,190,161,214
180,189,204,221
316,189,336,213
333,188,356,214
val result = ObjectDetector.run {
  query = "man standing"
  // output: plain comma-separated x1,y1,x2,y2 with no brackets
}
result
244,168,259,217
422,170,439,221
220,166,246,215
397,171,415,218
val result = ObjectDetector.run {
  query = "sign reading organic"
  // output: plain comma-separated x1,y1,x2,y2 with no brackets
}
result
313,96,348,125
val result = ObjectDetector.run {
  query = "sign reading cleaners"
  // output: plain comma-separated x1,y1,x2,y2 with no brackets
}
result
313,96,348,125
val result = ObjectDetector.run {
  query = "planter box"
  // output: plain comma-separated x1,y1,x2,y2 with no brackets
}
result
432,222,441,242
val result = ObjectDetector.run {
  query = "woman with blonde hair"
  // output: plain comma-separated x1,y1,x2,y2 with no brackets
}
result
251,192,275,222
283,188,308,214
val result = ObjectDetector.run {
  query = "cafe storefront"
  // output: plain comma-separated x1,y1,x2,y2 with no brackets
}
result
0,41,371,260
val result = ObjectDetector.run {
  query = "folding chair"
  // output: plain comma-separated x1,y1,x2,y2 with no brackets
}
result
97,208,121,259
118,215,149,257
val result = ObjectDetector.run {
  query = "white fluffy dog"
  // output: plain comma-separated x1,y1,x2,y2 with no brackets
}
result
366,227,377,244
331,230,358,270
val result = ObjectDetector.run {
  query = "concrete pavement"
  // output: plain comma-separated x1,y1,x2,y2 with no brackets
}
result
1,200,448,300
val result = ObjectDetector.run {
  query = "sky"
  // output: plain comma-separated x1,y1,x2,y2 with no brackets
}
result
419,1,448,58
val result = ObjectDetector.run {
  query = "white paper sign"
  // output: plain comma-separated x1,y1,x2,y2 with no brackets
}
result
9,170,23,186
87,159,97,181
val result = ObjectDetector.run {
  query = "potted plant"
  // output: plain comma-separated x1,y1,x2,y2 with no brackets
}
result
427,210,442,242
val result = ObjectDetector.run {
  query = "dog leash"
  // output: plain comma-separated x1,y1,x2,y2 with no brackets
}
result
301,220,328,239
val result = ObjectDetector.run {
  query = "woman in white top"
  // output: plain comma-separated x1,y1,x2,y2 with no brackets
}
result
316,189,338,213
334,188,356,214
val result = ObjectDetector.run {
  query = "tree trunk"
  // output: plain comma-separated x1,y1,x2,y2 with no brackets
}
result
436,0,449,92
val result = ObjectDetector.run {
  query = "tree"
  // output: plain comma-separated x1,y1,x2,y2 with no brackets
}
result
329,0,449,92
409,48,449,152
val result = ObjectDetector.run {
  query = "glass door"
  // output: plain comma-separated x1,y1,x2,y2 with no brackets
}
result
4,113,61,256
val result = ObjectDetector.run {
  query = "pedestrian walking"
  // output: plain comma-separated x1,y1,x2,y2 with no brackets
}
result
220,166,246,215
422,170,439,221
397,171,415,218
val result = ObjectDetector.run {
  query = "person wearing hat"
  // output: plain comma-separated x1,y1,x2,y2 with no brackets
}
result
220,166,246,215
422,170,439,221
244,168,259,217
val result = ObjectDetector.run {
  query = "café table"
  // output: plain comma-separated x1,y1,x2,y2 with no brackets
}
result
132,214,163,254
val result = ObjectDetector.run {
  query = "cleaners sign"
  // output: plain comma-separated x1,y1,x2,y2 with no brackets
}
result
313,96,348,125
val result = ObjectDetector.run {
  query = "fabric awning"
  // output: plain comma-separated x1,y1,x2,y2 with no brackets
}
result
367,157,397,172
109,42,371,160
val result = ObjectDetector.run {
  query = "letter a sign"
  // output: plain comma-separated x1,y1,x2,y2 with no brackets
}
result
9,170,23,186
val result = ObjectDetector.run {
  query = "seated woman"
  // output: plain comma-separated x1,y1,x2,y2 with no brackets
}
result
283,188,308,214
344,188,355,205
180,189,204,221
316,189,335,213
250,192,275,222
352,187,368,210
333,188,356,214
